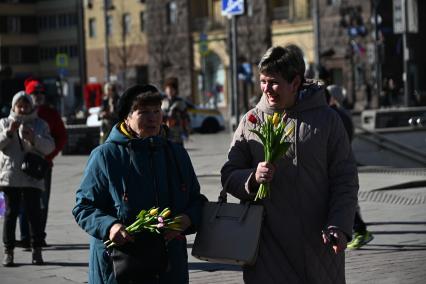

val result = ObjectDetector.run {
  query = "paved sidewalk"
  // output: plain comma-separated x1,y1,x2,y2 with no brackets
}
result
1,132,425,283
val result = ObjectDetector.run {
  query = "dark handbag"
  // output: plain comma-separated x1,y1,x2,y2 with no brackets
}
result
21,152,49,180
191,190,264,266
17,133,49,180
110,232,168,283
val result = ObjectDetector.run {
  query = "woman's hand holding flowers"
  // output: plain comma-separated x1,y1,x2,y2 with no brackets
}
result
248,112,294,200
164,213,191,241
104,207,185,248
109,223,134,246
255,162,276,184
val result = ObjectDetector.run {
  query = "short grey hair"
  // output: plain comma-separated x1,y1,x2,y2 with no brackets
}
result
258,44,305,83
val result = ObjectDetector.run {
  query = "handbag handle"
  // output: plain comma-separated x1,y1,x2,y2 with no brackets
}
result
209,201,251,224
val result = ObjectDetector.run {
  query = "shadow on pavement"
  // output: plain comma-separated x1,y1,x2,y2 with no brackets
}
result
355,244,426,252
10,262,88,267
44,261,88,267
370,230,426,235
42,243,90,251
368,221,426,225
188,262,242,272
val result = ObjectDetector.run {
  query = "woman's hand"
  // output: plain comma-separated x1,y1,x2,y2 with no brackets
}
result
109,223,134,245
322,228,348,254
7,120,20,136
255,162,276,184
21,125,35,144
164,214,191,241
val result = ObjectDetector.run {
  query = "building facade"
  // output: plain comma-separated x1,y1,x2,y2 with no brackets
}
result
0,0,83,116
83,0,148,88
317,0,373,110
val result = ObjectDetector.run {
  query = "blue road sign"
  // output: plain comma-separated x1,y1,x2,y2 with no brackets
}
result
222,0,244,16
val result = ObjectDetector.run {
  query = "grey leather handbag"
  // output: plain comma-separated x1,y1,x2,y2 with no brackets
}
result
191,190,264,266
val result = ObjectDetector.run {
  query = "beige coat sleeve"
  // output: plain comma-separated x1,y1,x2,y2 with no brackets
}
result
221,115,258,201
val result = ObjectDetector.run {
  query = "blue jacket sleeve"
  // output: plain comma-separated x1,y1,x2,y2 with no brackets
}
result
72,148,119,241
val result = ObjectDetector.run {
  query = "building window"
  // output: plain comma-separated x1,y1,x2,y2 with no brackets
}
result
69,45,78,57
48,15,57,29
9,47,21,64
271,0,290,20
167,1,177,25
122,13,131,35
68,13,77,26
38,16,48,30
105,0,113,9
89,18,96,37
86,0,93,9
106,15,113,36
58,14,67,28
139,11,145,32
7,16,20,33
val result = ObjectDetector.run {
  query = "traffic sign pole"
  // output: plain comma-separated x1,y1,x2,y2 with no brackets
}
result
222,0,244,129
231,15,239,128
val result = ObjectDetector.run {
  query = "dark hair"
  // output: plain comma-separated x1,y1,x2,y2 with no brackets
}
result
117,84,162,120
258,44,306,83
164,77,178,91
129,92,163,113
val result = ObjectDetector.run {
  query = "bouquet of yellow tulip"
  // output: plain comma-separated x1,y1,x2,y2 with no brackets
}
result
248,112,295,200
104,207,182,248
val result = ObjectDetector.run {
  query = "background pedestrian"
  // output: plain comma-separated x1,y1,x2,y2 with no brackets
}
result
0,91,55,266
17,78,67,249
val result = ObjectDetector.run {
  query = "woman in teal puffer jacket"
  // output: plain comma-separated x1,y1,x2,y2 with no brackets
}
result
72,85,206,284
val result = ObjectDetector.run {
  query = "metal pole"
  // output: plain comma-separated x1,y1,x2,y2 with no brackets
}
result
227,18,234,133
350,40,356,108
202,55,207,106
77,0,87,86
231,15,239,128
312,0,321,79
373,0,382,107
103,0,111,83
402,0,409,106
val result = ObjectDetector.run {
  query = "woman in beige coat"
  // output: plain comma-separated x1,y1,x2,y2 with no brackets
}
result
221,45,358,283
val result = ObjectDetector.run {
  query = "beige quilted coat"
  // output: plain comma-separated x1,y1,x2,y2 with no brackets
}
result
221,82,358,284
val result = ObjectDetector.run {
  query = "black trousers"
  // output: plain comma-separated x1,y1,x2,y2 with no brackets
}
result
20,167,52,241
2,187,43,249
353,210,367,234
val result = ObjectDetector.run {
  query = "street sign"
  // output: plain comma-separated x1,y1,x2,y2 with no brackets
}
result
221,0,244,16
393,0,418,34
199,33,209,57
56,53,69,68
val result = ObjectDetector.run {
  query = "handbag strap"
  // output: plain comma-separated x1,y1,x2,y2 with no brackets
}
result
16,131,24,151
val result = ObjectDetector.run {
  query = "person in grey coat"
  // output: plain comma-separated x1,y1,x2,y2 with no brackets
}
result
221,45,359,283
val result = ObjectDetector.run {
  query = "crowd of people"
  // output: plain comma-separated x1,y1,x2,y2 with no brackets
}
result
1,43,373,284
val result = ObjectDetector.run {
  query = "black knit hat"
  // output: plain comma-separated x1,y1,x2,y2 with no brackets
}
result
117,84,160,121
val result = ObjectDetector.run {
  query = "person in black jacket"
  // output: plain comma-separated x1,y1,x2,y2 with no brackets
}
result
325,85,374,250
